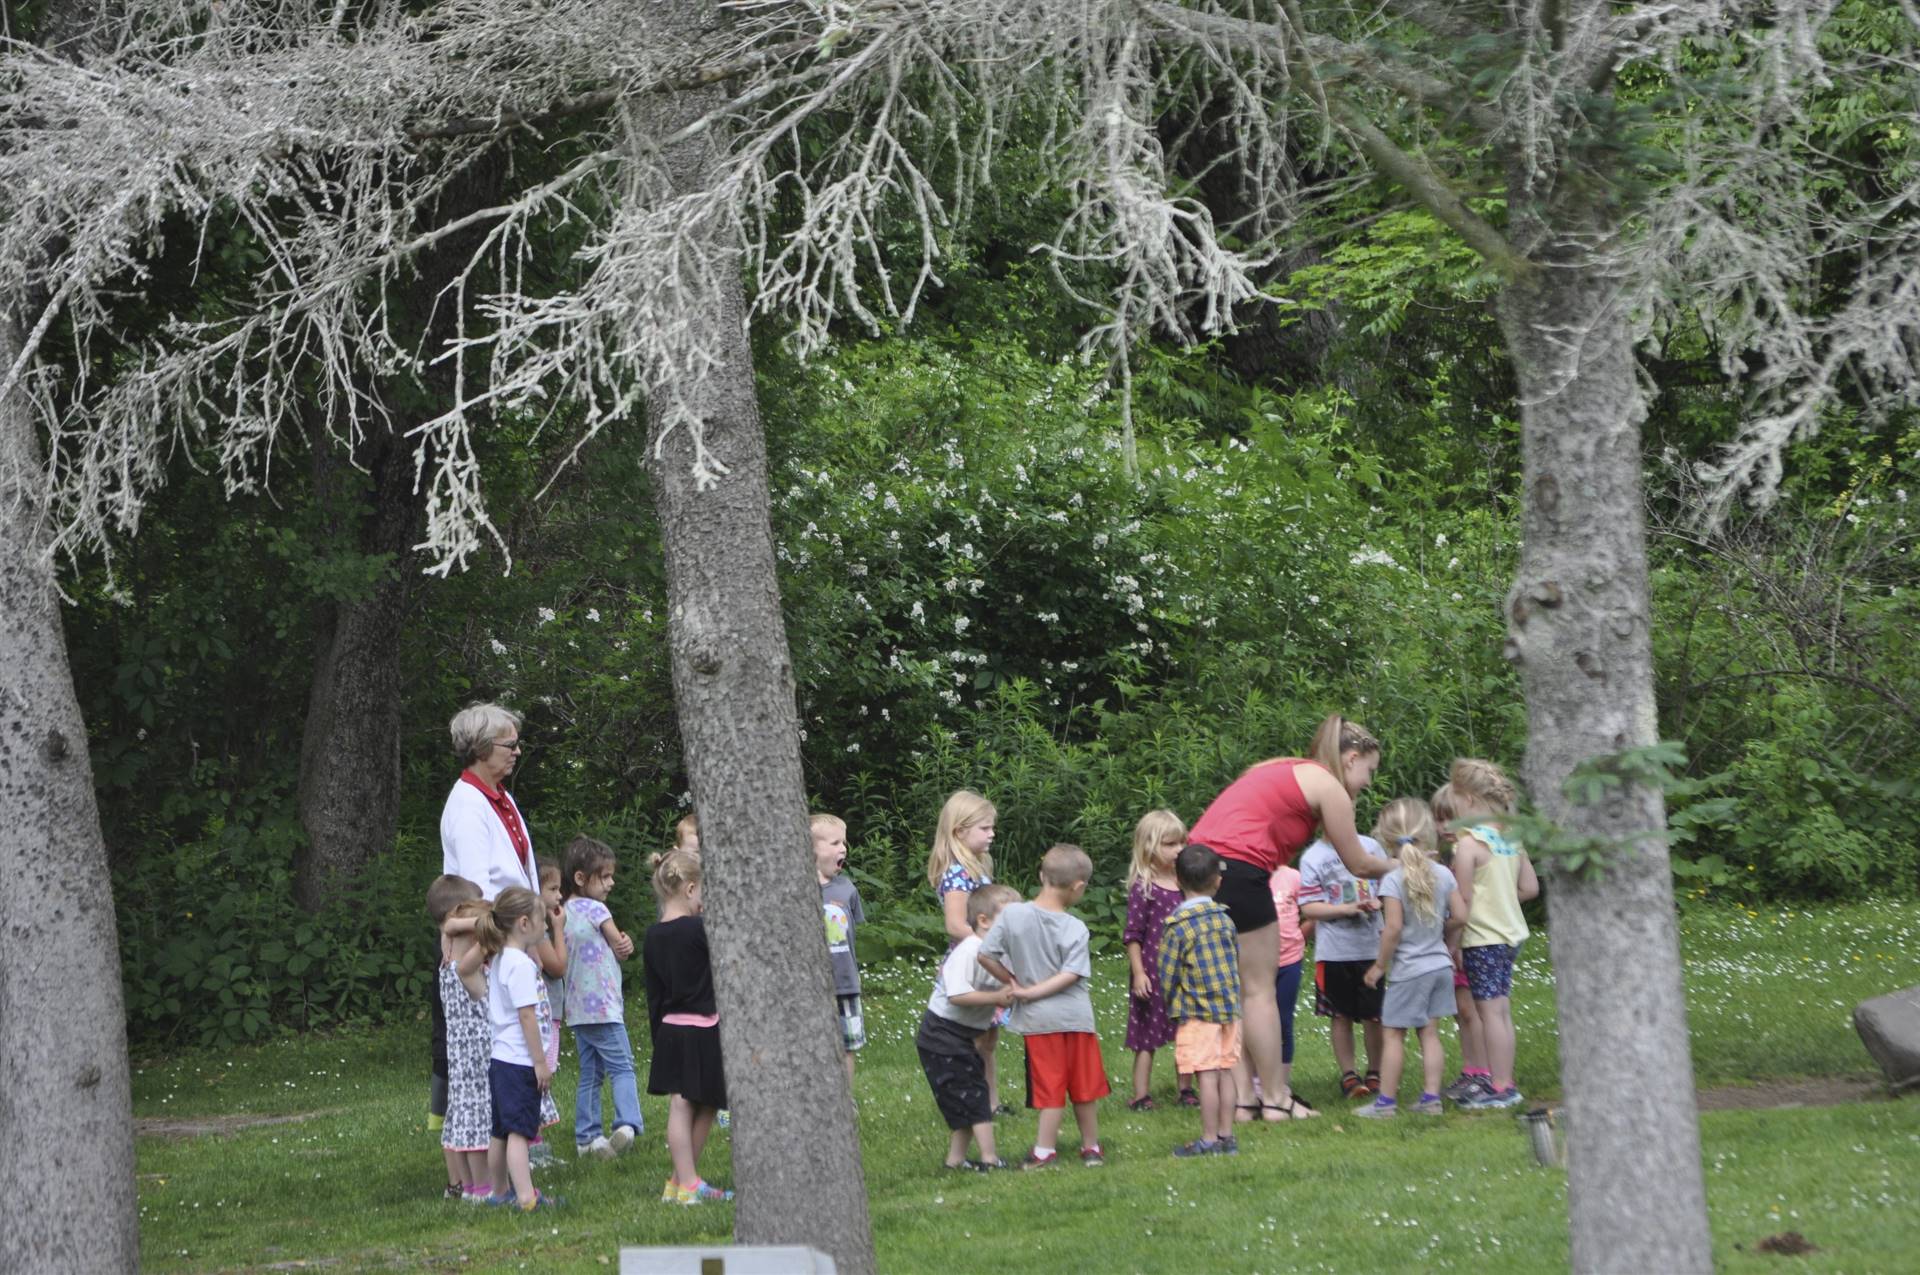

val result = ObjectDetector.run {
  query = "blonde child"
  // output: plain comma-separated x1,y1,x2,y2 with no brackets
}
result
474,885,562,1210
674,813,700,855
927,790,1005,1111
916,884,1021,1171
1158,845,1243,1157
813,814,867,1082
430,876,491,1201
561,835,641,1159
643,849,734,1204
978,844,1111,1168
1357,799,1466,1117
1447,759,1539,1110
1122,809,1193,1109
1431,783,1491,1102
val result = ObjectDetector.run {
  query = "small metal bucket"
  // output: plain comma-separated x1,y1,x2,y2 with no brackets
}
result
1517,1106,1563,1167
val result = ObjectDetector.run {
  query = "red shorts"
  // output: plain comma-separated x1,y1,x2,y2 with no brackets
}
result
1022,1032,1111,1109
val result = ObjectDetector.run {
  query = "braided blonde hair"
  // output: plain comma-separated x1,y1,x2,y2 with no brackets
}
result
1374,798,1441,925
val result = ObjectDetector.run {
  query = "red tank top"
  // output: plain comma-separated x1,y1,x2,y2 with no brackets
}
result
1188,759,1323,874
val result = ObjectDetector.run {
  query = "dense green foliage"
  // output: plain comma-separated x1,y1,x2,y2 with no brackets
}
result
68,163,1919,1044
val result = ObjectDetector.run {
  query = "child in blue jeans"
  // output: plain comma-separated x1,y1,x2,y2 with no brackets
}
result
561,836,644,1157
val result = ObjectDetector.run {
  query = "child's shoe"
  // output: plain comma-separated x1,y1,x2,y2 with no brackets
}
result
1464,1086,1524,1110
608,1124,637,1153
1354,1097,1398,1119
1216,1135,1239,1156
1442,1072,1488,1103
482,1191,519,1207
1339,1071,1367,1100
1414,1093,1445,1116
1079,1144,1105,1167
516,1189,565,1212
1176,1087,1201,1107
1172,1138,1219,1158
679,1179,734,1204
443,1183,465,1201
1362,1071,1382,1096
579,1135,614,1160
661,1177,688,1204
1019,1148,1060,1170
1126,1095,1156,1112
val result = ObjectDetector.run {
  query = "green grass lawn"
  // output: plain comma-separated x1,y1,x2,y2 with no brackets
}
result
134,902,1920,1273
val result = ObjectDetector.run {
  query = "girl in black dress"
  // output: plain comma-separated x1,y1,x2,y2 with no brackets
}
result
643,848,734,1205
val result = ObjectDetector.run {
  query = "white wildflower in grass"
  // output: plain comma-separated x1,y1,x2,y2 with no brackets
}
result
1349,547,1398,568
585,608,600,623
953,615,970,635
909,601,925,625
488,638,508,656
537,606,557,625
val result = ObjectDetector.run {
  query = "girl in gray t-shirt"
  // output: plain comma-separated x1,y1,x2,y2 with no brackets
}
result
1357,799,1468,1118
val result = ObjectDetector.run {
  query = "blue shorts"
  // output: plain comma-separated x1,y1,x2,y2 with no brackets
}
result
489,1059,541,1140
1462,944,1518,1001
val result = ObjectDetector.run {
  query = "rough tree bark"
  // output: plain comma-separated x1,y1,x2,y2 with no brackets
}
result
294,422,420,912
1497,252,1714,1272
632,37,877,1275
0,317,140,1273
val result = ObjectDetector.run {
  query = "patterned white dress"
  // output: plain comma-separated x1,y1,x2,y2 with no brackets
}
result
440,962,492,1152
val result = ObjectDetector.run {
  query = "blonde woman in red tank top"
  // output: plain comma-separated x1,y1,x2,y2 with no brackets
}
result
1187,715,1393,1122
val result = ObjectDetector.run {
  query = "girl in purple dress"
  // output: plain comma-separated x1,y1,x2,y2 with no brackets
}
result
1123,809,1193,1109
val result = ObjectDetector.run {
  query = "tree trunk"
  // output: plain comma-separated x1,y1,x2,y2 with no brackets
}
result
0,317,140,1272
630,62,878,1275
1497,260,1714,1274
294,424,419,912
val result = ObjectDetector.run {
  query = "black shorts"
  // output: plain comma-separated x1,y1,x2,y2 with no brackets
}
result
916,1012,991,1132
1314,959,1384,1023
1209,853,1279,933
488,1059,541,1140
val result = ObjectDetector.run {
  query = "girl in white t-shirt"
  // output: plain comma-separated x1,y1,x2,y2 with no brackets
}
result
474,886,560,1211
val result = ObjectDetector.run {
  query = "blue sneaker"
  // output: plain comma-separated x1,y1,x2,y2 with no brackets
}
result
1463,1086,1524,1110
1173,1139,1219,1158
1354,1098,1398,1119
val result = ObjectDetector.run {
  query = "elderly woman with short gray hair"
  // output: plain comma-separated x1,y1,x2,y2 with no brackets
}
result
440,701,539,901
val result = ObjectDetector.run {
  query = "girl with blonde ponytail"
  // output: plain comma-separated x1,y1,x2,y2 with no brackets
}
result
1356,798,1467,1118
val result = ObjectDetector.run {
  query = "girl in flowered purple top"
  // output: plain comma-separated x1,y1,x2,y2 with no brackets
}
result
561,835,643,1159
1123,809,1195,1109
926,789,1003,1111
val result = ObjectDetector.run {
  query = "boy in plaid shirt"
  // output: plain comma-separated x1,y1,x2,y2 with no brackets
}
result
1157,844,1243,1157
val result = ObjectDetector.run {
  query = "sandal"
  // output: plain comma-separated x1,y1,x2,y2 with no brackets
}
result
1340,1071,1367,1100
1363,1071,1382,1096
1177,1088,1201,1108
1126,1095,1157,1112
1265,1098,1319,1121
1233,1103,1262,1124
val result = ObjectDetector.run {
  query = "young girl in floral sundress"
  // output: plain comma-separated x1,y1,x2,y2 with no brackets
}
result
1123,809,1195,1109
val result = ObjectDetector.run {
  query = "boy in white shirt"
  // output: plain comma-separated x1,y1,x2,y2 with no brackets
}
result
915,884,1020,1171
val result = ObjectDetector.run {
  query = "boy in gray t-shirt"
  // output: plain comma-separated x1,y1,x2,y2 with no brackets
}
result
978,844,1112,1167
1297,834,1387,1099
813,815,866,1081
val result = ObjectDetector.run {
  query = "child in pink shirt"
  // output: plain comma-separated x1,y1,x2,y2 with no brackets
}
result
1262,865,1316,1114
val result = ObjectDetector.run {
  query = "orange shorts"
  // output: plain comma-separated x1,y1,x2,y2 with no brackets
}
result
1173,1020,1241,1074
1022,1032,1111,1109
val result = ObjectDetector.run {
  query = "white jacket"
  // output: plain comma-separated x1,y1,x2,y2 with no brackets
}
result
440,777,539,902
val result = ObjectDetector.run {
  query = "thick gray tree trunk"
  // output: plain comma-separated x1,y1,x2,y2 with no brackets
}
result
0,318,140,1273
294,424,418,912
1497,256,1714,1274
631,40,877,1275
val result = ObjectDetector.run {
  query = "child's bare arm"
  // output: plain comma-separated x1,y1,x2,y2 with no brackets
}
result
1012,969,1081,1002
536,924,567,976
600,917,634,960
949,986,1014,1008
1299,901,1364,922
1365,898,1403,987
456,940,486,982
1125,940,1150,997
518,1005,550,1090
1515,850,1540,902
442,915,478,937
976,954,1016,987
